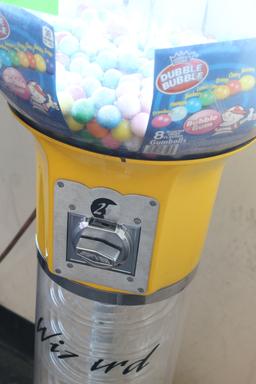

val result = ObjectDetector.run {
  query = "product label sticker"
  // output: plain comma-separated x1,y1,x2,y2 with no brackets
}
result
142,39,256,158
0,4,68,133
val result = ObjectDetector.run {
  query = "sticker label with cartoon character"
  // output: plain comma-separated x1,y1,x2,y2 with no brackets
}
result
142,39,256,158
0,4,68,133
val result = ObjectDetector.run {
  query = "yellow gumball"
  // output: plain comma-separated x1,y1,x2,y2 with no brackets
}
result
17,51,29,68
240,75,256,91
111,120,132,142
34,53,46,72
66,115,84,132
58,92,74,115
214,85,230,100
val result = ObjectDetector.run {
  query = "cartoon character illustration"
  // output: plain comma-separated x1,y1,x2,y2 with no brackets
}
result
27,81,59,112
2,68,31,100
214,105,256,135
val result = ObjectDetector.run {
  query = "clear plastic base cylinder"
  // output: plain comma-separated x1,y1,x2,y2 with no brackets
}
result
34,259,188,384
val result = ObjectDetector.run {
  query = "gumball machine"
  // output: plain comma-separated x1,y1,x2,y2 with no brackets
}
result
0,0,256,383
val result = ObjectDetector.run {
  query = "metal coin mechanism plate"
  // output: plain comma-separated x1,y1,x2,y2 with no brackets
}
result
54,180,159,293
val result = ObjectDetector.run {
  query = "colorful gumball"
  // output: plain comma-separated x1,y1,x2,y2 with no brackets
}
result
83,63,104,81
59,35,79,56
214,85,230,100
116,94,141,119
66,115,84,132
82,77,101,97
70,56,90,74
131,113,150,137
103,69,122,89
96,49,118,71
58,92,74,115
87,120,108,138
92,87,116,110
227,80,242,95
17,51,29,68
239,75,256,91
79,129,99,144
72,98,95,124
170,106,188,122
34,54,47,72
101,133,121,149
151,114,171,129
118,51,140,74
186,97,202,114
111,120,132,142
199,90,216,106
96,105,122,129
67,85,85,100
125,136,143,152
26,52,36,69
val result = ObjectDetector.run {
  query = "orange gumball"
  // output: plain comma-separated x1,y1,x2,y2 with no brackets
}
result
87,120,108,138
214,85,230,100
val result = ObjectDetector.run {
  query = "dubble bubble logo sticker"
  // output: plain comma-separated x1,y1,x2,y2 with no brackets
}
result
156,51,209,95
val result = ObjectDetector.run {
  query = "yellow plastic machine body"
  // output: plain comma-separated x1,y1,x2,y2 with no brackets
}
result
17,115,250,296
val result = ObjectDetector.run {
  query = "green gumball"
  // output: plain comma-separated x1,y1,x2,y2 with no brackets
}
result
71,98,95,124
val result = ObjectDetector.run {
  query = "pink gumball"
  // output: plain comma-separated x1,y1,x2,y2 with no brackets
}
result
67,85,85,100
131,113,150,138
116,81,140,98
55,31,72,46
56,52,70,69
116,94,141,119
102,134,121,149
151,114,172,129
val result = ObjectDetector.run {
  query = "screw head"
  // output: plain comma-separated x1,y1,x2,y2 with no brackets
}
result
138,288,145,293
127,277,134,282
149,200,157,207
69,204,76,211
134,218,141,225
67,263,74,269
55,268,62,274
57,181,64,188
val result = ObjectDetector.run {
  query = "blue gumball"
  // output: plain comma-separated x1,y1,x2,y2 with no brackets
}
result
103,69,122,89
59,35,79,56
186,97,202,114
82,77,101,97
96,49,118,71
96,105,122,129
83,63,104,81
92,87,116,109
118,52,140,74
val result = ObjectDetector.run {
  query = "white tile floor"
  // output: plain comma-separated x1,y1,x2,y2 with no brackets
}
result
1,97,256,383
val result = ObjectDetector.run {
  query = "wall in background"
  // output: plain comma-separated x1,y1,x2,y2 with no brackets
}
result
0,96,256,383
